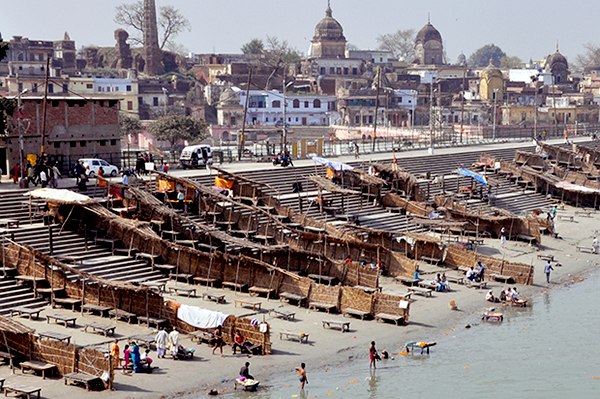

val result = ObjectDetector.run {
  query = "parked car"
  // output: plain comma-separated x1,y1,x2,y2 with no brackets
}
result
179,145,212,169
78,158,119,177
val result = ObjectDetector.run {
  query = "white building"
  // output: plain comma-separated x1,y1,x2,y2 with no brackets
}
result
240,89,338,126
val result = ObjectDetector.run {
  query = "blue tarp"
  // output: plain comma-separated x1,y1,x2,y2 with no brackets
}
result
455,168,487,186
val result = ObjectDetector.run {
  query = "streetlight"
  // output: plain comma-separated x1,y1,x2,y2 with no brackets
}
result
531,74,540,140
492,88,499,141
17,88,29,180
161,87,168,115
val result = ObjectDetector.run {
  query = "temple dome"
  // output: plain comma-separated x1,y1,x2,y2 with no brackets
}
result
415,22,442,44
313,6,345,41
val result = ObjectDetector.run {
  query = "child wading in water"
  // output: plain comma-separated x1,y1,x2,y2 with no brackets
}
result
295,362,308,389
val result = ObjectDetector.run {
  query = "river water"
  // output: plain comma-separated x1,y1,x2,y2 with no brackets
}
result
212,269,600,399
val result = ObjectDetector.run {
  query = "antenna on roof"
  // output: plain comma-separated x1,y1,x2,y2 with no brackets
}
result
428,12,431,24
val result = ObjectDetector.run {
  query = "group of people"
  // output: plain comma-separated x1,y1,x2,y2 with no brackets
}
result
110,339,153,374
155,327,190,360
8,160,62,189
431,273,450,292
466,261,486,283
486,287,521,303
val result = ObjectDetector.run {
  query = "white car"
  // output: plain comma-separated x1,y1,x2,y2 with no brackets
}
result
79,158,119,177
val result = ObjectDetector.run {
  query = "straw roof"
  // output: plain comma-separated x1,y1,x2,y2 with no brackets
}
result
0,315,34,334
25,188,95,205
307,175,361,195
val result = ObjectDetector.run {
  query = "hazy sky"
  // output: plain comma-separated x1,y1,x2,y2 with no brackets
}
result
2,0,598,64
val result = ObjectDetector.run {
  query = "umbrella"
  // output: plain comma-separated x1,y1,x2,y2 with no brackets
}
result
312,156,354,171
455,168,487,186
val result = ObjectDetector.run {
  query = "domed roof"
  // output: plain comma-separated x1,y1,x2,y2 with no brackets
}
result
547,49,568,67
415,22,442,44
313,5,345,41
481,59,503,79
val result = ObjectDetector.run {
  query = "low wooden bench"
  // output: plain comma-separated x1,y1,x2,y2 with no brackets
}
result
395,276,420,287
82,304,112,317
575,210,593,217
537,254,555,262
46,313,76,327
322,319,350,332
109,309,137,323
307,274,337,286
35,287,64,298
279,292,307,307
375,313,405,326
249,286,276,298
0,351,16,368
95,237,118,253
445,275,465,285
222,281,248,292
3,385,41,399
153,264,176,274
467,280,488,289
130,334,156,348
420,256,441,265
490,274,514,284
353,285,381,294
64,372,102,391
308,301,337,313
269,308,296,321
136,252,161,265
168,286,197,297
38,331,71,344
84,322,115,336
516,234,535,244
169,273,194,284
576,245,595,253
20,360,57,379
141,281,166,293
136,317,167,329
10,306,41,320
342,308,369,320
193,277,219,287
408,286,433,297
234,299,262,311
52,298,81,311
557,215,574,222
202,292,226,304
279,330,308,343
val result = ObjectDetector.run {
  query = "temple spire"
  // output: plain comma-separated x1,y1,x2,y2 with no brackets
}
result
428,12,430,24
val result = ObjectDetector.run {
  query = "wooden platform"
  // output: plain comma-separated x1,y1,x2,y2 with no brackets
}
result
3,384,41,399
279,330,308,343
322,319,350,332
169,273,194,284
375,313,404,326
51,298,81,311
466,281,488,289
490,274,514,284
193,277,219,287
10,306,41,320
108,309,137,323
136,317,167,329
407,286,433,297
268,308,296,321
308,301,336,313
168,286,197,297
576,245,595,253
64,372,102,391
222,281,248,291
249,286,275,298
46,313,76,327
342,308,369,320
84,322,115,336
234,299,261,311
202,293,226,304
395,276,420,287
38,331,71,344
82,304,112,317
279,292,307,307
20,360,57,379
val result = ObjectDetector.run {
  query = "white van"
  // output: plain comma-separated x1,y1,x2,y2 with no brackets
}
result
179,144,212,169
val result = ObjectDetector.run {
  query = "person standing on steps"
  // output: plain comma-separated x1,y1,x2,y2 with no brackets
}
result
500,226,507,247
544,260,554,284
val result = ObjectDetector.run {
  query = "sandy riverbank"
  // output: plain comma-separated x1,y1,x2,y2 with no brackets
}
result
2,202,596,399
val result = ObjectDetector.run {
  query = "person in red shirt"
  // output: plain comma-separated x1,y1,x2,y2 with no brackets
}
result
232,330,246,355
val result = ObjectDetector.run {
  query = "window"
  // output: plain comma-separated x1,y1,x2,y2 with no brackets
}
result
126,85,132,92
153,97,159,106
265,117,269,122
138,96,143,105
62,84,68,93
272,100,281,108
48,84,54,94
86,83,93,89
293,99,300,108
80,141,87,147
336,67,342,75
99,140,106,146
352,68,358,75
110,139,117,146
343,67,349,75
53,142,60,149
304,101,309,108
17,83,23,92
70,142,76,148
32,83,38,93
329,67,335,74
313,99,321,108
320,67,326,75
127,101,133,110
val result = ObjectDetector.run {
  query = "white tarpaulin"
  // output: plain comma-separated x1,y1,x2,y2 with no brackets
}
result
24,188,94,204
177,304,229,329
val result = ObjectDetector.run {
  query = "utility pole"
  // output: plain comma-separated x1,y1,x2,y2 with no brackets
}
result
492,88,499,141
372,66,381,152
17,79,28,179
40,56,50,161
429,79,435,154
239,67,252,161
532,74,538,140
460,64,466,143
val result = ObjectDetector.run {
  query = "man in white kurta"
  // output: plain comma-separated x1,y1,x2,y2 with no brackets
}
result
155,328,169,358
168,328,180,359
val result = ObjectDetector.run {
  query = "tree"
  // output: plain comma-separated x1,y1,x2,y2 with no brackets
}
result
240,36,301,65
0,39,16,135
119,116,142,137
376,29,415,61
241,38,265,56
500,55,523,69
468,44,506,67
576,43,600,71
149,114,208,150
114,1,190,50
